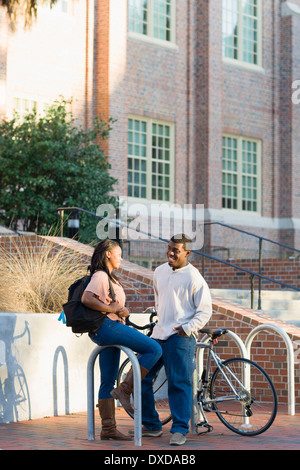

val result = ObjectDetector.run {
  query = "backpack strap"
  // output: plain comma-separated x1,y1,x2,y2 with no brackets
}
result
108,278,116,302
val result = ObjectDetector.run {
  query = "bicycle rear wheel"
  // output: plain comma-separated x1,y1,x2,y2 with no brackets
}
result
117,357,172,425
210,357,277,436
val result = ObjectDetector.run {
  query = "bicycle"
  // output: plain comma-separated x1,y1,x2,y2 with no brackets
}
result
196,328,277,436
117,307,172,425
117,314,277,437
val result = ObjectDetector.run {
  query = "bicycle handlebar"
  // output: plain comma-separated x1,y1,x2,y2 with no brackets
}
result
125,317,156,331
125,307,157,329
125,308,157,336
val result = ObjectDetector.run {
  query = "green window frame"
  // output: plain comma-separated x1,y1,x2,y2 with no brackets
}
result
127,116,174,202
13,97,37,118
222,134,261,213
128,0,175,44
222,0,262,67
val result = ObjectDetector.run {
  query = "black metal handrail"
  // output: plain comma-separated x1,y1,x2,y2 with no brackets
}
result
205,221,300,255
56,206,300,309
204,221,300,309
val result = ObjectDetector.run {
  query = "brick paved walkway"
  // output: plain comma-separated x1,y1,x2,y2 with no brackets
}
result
0,406,299,452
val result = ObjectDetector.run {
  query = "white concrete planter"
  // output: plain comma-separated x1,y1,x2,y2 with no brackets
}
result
0,312,149,423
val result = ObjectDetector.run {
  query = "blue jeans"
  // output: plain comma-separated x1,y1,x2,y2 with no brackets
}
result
89,318,162,399
141,334,196,435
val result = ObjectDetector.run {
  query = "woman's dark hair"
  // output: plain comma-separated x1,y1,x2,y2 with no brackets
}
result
90,239,120,283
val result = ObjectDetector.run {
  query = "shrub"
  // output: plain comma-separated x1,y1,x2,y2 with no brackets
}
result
0,98,117,242
0,237,87,313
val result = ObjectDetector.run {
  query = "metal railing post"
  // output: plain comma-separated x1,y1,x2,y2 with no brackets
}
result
191,366,198,434
250,274,255,309
245,324,295,416
258,238,263,310
87,345,142,446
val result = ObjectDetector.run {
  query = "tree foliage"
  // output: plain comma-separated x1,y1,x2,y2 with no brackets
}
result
0,0,57,27
0,98,117,240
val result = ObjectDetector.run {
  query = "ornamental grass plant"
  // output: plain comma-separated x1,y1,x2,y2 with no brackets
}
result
0,238,87,313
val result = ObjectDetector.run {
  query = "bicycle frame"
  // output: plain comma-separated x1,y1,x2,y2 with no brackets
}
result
196,341,251,432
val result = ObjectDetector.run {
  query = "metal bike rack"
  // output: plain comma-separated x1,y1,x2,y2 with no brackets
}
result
191,329,248,433
245,324,295,416
191,324,296,432
87,345,142,446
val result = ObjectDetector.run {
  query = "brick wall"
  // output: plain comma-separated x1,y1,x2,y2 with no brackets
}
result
106,0,192,201
101,0,300,250
1,233,299,407
0,233,45,254
93,0,110,154
191,256,300,290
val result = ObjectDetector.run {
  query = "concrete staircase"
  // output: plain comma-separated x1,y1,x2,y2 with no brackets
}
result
211,288,300,327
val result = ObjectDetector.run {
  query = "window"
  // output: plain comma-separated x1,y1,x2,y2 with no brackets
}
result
222,135,261,213
222,0,262,67
128,0,175,43
13,98,37,118
128,117,174,202
50,0,69,14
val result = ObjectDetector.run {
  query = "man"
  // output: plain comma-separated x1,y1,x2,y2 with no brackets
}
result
139,234,212,446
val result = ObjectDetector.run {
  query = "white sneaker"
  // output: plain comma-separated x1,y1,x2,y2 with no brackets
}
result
169,432,186,446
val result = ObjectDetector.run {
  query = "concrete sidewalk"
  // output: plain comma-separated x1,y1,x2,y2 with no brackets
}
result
0,406,299,451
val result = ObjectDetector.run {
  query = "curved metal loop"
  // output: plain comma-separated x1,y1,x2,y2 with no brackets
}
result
245,324,295,416
87,345,142,446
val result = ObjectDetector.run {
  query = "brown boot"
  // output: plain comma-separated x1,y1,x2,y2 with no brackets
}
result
97,398,132,441
110,366,149,415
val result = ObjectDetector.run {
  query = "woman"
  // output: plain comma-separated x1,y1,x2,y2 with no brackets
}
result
82,239,162,441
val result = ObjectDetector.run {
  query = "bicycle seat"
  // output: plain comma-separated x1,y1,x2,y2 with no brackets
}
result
199,328,228,340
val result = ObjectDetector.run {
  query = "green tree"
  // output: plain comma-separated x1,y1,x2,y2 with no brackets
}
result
0,98,117,241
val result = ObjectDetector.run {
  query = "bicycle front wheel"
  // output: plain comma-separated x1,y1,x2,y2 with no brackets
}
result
210,357,277,436
117,357,171,425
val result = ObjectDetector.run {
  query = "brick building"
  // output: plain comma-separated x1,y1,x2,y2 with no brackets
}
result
1,0,300,258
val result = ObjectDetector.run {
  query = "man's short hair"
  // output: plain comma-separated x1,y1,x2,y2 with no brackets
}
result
170,233,193,251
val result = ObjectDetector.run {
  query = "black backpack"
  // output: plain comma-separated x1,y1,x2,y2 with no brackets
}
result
63,274,113,334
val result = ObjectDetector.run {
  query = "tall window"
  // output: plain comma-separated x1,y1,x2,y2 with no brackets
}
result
128,0,175,43
13,97,37,118
222,135,261,213
222,0,262,67
128,117,174,202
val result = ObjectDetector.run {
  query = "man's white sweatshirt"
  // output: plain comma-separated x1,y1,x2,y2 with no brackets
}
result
151,262,212,340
